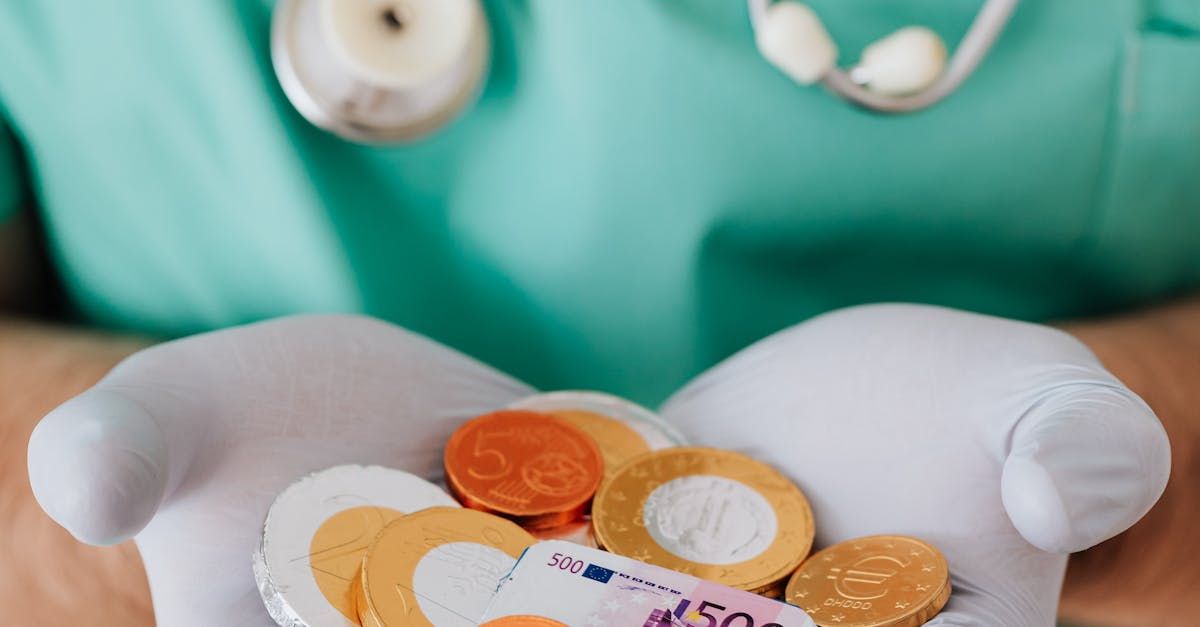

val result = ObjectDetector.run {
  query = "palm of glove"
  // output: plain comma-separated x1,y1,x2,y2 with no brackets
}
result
29,306,1168,627
30,317,534,626
661,305,1167,625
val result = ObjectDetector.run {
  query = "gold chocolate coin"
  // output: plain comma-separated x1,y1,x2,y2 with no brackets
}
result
309,505,404,621
592,447,814,591
356,507,535,627
544,408,651,473
508,391,686,473
784,535,950,627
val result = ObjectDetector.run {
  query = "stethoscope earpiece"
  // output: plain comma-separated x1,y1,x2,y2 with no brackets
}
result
754,1,838,86
272,0,490,144
853,27,948,97
749,0,1018,112
753,2,947,95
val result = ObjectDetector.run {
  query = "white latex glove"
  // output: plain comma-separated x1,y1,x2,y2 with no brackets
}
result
28,315,534,627
661,304,1170,626
28,306,1169,626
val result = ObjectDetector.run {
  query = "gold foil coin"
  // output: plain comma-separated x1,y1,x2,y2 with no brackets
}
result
544,408,651,474
784,535,951,627
356,507,535,627
591,447,814,592
508,391,686,471
309,505,404,620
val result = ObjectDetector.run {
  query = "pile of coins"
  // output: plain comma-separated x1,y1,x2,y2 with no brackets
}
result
252,390,951,627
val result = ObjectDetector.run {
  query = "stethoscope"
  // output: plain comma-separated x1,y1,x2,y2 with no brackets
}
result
272,0,1019,144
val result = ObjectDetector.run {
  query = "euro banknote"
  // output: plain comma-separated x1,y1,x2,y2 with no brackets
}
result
480,541,814,627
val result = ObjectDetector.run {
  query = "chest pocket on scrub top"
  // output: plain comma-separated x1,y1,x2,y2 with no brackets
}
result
1083,1,1200,306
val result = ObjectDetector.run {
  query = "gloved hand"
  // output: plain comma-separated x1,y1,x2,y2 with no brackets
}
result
28,306,1169,626
27,315,534,627
661,304,1170,626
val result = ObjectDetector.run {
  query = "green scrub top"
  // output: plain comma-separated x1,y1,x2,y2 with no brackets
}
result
0,1,1198,404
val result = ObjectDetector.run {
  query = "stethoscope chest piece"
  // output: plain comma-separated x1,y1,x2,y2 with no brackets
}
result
272,0,490,144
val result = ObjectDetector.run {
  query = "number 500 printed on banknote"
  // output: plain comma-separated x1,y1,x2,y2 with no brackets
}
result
480,541,815,627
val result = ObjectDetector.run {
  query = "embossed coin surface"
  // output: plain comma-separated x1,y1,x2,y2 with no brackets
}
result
508,391,685,473
356,507,536,627
784,535,950,627
251,465,458,627
444,410,604,529
592,447,814,591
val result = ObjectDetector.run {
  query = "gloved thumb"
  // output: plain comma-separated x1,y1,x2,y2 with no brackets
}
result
28,355,213,546
1001,377,1170,554
28,389,169,545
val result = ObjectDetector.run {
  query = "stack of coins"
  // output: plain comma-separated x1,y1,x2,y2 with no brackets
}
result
252,465,461,627
355,507,535,627
447,391,687,548
254,390,951,627
253,465,537,627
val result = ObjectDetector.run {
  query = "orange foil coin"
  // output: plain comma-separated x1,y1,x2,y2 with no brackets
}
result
480,617,568,626
444,410,604,529
531,517,598,548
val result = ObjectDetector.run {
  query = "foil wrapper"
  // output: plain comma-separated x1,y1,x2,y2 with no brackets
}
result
253,464,458,627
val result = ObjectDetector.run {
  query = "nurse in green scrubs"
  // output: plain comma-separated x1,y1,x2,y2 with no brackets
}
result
2,1,1198,626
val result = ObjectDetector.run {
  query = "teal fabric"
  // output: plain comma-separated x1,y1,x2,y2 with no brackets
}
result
0,0,1197,404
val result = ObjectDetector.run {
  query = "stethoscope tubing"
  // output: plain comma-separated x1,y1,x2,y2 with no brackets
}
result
276,0,1021,145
